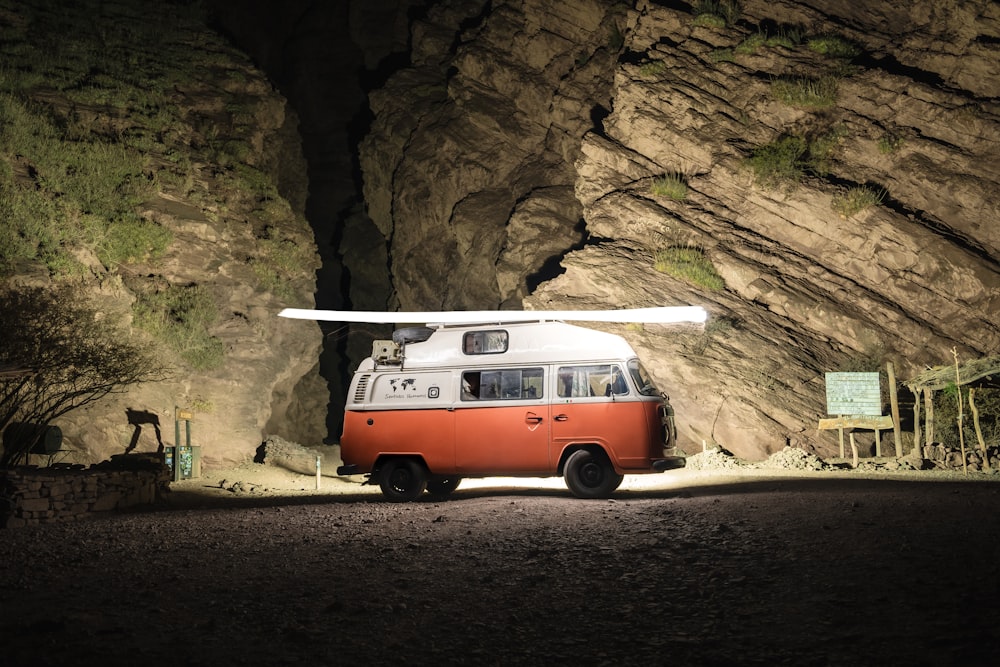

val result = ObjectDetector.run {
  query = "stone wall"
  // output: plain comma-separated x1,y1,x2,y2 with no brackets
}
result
0,454,171,528
923,444,999,472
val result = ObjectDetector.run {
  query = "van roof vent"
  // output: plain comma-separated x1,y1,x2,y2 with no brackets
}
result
353,374,371,402
392,326,434,344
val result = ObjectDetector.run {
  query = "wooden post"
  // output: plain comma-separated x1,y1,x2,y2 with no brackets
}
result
838,425,845,459
850,432,859,468
952,348,967,476
913,388,922,457
924,389,934,446
969,388,989,470
316,455,322,490
887,362,902,457
874,427,882,458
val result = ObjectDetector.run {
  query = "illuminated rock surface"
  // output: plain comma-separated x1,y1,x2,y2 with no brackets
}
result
350,0,1000,459
4,0,998,465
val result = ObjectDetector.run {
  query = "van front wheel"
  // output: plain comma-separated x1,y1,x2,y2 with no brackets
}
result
378,458,428,502
564,449,624,499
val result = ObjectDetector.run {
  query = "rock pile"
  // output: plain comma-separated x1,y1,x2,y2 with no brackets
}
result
755,447,830,471
683,446,747,470
922,444,998,472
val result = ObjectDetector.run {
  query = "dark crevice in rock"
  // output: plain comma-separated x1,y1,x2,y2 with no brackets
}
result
450,0,493,55
360,51,412,93
858,52,946,89
619,48,649,65
525,219,589,293
584,235,615,247
647,0,690,12
590,104,611,136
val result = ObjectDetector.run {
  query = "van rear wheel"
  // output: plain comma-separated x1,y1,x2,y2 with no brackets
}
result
378,458,428,502
564,449,623,499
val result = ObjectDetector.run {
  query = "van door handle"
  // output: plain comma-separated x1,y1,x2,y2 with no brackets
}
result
525,414,543,424
554,414,568,422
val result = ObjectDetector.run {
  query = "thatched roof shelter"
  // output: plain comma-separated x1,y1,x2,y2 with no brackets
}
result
904,355,1000,393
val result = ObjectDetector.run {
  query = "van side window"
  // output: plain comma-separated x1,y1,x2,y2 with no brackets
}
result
462,368,543,401
557,365,628,398
463,330,508,355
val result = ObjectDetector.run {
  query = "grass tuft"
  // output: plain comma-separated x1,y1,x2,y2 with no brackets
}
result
133,284,225,370
831,185,885,218
639,60,667,77
650,173,689,200
692,0,741,28
746,128,847,188
877,132,904,154
654,247,725,291
771,75,839,108
709,48,735,63
746,136,808,186
806,35,861,59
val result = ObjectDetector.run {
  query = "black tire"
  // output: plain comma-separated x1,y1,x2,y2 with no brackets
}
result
564,449,623,499
426,476,462,497
378,458,428,502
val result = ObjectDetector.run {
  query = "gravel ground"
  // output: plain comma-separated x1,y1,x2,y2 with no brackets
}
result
2,460,1000,666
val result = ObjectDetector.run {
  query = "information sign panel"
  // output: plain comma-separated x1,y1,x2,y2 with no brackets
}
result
825,372,881,416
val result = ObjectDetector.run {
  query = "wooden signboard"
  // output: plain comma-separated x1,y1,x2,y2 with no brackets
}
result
818,415,894,431
818,415,895,460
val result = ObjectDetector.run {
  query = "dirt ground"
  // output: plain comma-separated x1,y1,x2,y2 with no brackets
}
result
2,459,1000,666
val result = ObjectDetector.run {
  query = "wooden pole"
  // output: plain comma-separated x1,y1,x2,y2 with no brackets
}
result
850,432,859,468
952,348,967,476
887,362,902,457
969,388,989,470
912,388,923,457
925,389,934,446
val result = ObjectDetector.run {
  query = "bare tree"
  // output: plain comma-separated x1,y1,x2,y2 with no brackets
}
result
0,285,167,467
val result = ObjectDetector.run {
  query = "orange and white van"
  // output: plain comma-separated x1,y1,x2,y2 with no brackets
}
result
330,318,687,501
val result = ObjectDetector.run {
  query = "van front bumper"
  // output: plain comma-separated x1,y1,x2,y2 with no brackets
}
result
652,456,686,472
337,464,359,476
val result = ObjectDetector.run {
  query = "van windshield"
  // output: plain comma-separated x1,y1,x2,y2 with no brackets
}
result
628,359,660,396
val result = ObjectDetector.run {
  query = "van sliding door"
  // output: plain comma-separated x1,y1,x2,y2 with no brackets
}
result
454,367,550,474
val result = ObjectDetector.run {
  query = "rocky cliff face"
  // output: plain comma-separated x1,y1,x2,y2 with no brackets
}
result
358,0,1000,459
0,1,325,467
360,0,633,310
10,0,995,467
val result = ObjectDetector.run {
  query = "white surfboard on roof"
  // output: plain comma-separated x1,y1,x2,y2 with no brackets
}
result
278,305,708,325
